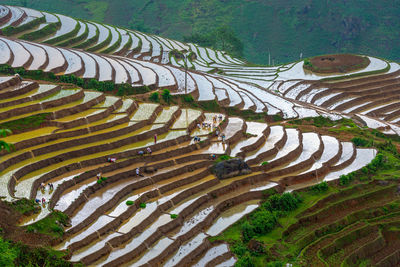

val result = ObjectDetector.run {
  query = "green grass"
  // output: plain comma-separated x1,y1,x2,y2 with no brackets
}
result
7,199,40,216
0,237,78,267
0,113,51,133
25,211,69,238
214,154,233,164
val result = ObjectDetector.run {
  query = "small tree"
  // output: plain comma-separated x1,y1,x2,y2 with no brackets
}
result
161,89,171,104
149,92,159,102
241,221,255,242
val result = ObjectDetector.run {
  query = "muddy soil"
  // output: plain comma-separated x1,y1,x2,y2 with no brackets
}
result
304,54,370,74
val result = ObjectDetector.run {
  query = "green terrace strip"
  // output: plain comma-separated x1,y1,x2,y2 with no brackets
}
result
1,16,46,36
44,19,81,45
7,198,40,216
100,26,122,54
57,21,89,47
20,20,61,42
119,32,133,54
73,22,99,49
87,25,111,52
26,211,69,239
0,113,51,133
0,65,150,95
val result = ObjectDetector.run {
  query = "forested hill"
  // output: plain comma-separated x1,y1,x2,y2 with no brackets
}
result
4,0,400,64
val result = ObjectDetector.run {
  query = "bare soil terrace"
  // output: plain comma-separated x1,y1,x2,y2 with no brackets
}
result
304,54,370,74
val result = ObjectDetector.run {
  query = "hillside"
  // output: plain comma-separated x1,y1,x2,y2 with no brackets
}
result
2,0,400,64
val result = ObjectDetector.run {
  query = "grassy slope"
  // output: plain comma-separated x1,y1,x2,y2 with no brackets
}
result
3,0,400,64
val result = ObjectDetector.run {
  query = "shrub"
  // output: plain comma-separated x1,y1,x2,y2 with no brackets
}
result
261,161,269,166
14,67,26,76
149,92,159,102
139,203,146,209
0,64,13,74
371,129,386,138
312,116,335,127
251,210,277,235
235,253,255,267
96,177,108,184
310,181,329,193
170,214,178,219
304,58,312,67
272,114,283,122
351,137,371,147
0,237,18,266
126,200,134,206
162,89,171,104
339,174,352,186
263,193,302,212
377,141,399,156
214,154,232,164
232,242,247,256
182,95,194,103
241,221,255,242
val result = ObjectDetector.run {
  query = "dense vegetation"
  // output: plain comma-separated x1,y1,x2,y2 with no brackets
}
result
0,238,74,267
4,0,400,64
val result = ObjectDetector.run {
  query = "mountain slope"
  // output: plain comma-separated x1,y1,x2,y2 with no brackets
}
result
2,0,400,65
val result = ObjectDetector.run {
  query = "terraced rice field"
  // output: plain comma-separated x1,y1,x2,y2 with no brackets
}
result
0,76,378,266
0,4,399,266
1,4,398,131
283,180,400,267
